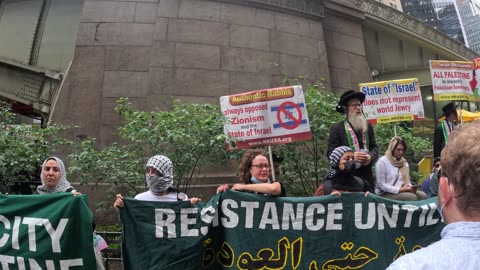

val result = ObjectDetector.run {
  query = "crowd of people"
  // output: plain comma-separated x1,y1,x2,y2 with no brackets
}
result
387,116,480,269
3,89,474,269
111,89,475,270
314,90,437,200
207,89,447,201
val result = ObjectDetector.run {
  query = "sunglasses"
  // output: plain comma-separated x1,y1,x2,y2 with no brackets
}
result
434,164,441,168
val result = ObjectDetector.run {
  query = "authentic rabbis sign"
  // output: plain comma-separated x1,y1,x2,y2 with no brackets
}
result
220,85,312,150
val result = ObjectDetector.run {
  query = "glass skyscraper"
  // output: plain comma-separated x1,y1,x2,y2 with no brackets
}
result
458,0,480,53
401,0,466,44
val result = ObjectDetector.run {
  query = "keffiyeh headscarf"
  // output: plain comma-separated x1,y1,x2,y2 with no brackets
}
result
385,136,410,185
326,146,353,179
37,157,74,194
146,155,173,193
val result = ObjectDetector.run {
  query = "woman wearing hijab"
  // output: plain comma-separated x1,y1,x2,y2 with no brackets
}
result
114,155,200,208
216,149,286,196
375,137,427,201
37,156,80,195
314,146,370,196
38,157,105,270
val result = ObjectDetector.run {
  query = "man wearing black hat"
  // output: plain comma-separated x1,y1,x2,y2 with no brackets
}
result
327,90,379,191
433,102,458,159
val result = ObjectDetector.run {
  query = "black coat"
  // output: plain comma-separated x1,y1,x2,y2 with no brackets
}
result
433,122,454,159
327,121,379,191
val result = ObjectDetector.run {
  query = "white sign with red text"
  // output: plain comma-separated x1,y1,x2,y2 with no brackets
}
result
430,60,479,102
220,85,311,150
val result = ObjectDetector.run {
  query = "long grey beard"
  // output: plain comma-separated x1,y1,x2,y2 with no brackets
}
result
348,113,368,132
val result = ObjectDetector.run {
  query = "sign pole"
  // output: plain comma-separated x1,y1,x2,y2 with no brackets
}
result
268,145,275,183
459,101,464,125
394,125,397,137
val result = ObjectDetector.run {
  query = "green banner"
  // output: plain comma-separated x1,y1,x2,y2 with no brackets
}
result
120,191,444,270
0,193,96,269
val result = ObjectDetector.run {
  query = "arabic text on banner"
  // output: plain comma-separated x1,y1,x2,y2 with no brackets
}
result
220,86,312,150
429,60,479,102
120,192,444,270
0,193,97,269
359,78,424,124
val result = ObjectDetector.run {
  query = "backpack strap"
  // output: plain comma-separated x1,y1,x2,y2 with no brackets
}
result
354,176,371,192
324,179,333,195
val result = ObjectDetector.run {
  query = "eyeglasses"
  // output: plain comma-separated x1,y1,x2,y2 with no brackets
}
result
348,103,362,108
251,164,270,169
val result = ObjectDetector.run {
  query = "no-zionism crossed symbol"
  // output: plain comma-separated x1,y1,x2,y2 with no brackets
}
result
276,101,302,130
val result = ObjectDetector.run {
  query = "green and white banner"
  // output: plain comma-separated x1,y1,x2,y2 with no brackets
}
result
0,193,96,269
120,191,444,270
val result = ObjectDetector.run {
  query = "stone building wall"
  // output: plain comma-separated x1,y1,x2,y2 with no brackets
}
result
49,0,372,224
322,0,372,91
52,0,371,146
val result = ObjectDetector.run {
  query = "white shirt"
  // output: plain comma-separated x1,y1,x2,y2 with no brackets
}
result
375,156,410,195
387,222,480,270
134,190,188,202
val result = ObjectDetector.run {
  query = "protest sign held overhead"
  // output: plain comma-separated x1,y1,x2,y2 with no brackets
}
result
359,78,424,124
429,60,479,102
220,86,311,150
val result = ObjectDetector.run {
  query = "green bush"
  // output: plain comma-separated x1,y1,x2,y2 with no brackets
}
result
68,98,239,210
0,101,72,193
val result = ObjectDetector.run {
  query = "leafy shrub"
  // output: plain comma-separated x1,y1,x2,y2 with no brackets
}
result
0,101,72,193
68,98,239,209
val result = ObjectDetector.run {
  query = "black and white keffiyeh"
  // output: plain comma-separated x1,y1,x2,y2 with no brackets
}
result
146,155,173,193
326,146,353,179
37,157,74,194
